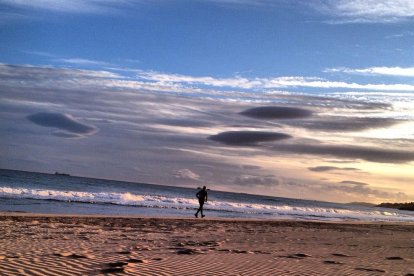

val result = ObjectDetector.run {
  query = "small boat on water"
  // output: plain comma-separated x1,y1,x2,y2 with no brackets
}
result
54,172,70,176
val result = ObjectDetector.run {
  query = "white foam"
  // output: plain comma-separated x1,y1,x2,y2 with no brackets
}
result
1,186,413,222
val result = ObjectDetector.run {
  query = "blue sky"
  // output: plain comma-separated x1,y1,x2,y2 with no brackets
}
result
2,0,414,78
1,0,414,203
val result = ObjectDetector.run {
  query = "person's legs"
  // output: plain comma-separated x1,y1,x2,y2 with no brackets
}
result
200,201,205,217
195,201,204,218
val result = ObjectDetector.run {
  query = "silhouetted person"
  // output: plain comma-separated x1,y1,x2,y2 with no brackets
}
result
195,186,208,218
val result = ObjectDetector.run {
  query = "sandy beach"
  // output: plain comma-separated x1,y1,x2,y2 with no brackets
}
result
1,213,413,276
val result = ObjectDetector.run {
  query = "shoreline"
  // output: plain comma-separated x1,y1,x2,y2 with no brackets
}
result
2,211,414,225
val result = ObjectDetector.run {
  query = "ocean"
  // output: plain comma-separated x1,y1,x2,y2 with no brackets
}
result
1,169,413,222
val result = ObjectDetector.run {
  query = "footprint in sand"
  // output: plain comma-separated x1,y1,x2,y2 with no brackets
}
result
331,253,352,257
54,252,90,259
355,267,386,273
285,253,311,259
100,267,125,274
116,251,131,255
176,248,204,255
126,258,150,264
323,260,343,265
108,262,129,267
386,256,404,260
253,250,271,255
231,249,254,254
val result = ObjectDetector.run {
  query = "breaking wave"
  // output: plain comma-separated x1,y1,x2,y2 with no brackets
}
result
1,186,413,222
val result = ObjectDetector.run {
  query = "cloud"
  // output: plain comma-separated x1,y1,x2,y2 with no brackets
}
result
2,64,414,98
0,64,121,80
234,174,279,186
56,58,111,67
308,166,360,172
209,131,292,146
240,106,313,120
156,118,213,127
273,144,414,163
138,71,414,92
339,180,368,186
27,112,97,137
287,117,399,132
313,0,414,23
326,66,414,77
327,181,408,201
0,0,128,14
3,0,414,25
52,132,83,139
174,169,201,181
386,31,414,39
241,164,262,170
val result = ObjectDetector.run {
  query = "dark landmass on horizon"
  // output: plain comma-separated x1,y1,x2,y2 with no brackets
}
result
377,202,414,211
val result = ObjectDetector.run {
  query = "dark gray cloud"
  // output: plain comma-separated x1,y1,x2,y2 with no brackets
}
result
273,143,414,163
209,131,291,146
240,106,313,120
27,112,97,136
286,117,400,132
308,166,360,172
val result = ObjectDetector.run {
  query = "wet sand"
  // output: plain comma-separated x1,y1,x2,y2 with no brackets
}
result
1,213,413,275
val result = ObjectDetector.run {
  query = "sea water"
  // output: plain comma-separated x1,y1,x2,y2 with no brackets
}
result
1,169,413,222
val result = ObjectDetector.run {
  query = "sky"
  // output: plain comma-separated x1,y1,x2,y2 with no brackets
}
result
1,0,414,203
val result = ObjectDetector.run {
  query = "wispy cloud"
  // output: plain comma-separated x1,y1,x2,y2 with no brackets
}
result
327,181,408,201
234,174,279,187
326,66,414,77
3,64,414,101
272,143,414,164
386,31,414,39
56,58,111,67
313,0,414,23
308,166,360,172
205,0,414,24
0,0,130,14
137,71,414,92
3,0,414,24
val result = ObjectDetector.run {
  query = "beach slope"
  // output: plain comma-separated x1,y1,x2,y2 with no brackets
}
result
1,213,413,275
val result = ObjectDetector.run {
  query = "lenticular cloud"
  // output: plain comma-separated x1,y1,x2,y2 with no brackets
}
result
27,112,97,137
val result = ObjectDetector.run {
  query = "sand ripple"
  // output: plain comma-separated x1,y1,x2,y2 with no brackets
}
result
1,214,414,275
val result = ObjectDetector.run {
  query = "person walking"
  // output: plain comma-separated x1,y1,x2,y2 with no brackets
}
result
195,186,208,218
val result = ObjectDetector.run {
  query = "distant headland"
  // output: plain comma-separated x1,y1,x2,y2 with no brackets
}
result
377,202,414,211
